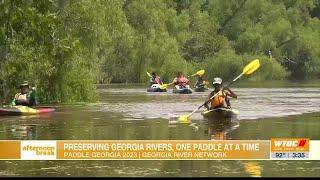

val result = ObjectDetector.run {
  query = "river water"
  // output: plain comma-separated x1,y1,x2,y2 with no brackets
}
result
0,85,320,177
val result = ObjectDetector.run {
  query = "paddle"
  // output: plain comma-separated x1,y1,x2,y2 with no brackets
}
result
188,70,205,78
159,83,173,89
178,59,261,123
146,71,152,78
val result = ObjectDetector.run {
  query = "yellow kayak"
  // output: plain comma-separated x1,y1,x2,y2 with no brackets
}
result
0,106,55,116
201,108,239,119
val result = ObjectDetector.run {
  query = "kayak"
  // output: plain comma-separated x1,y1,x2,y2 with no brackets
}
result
147,87,167,92
0,106,55,116
194,86,208,92
172,88,192,94
147,84,167,92
201,108,239,120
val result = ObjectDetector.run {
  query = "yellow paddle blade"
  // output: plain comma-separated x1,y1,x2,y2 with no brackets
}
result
160,82,173,89
146,71,152,77
178,115,191,123
196,69,205,76
243,59,260,75
189,69,205,77
159,84,167,89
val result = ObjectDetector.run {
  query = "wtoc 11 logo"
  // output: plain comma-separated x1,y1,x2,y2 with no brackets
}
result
21,141,57,160
271,138,309,152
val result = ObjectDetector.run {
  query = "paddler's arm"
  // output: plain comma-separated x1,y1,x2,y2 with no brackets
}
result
200,80,206,87
159,77,163,85
11,93,19,106
224,87,237,98
204,91,215,110
172,78,178,85
150,77,155,84
28,88,38,106
11,99,16,106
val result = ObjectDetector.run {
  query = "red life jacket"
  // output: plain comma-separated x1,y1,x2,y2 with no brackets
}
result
155,76,162,84
176,76,189,86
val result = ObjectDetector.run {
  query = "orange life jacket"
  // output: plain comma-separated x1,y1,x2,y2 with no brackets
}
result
210,90,228,109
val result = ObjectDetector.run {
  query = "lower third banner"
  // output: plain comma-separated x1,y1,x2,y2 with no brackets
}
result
0,139,319,160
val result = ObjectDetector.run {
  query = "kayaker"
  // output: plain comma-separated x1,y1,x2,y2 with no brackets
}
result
11,81,38,106
194,74,206,88
150,72,163,86
204,77,237,109
172,72,190,89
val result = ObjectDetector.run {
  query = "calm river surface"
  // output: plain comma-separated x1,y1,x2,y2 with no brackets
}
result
0,84,320,177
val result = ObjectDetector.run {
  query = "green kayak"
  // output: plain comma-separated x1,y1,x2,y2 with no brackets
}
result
201,108,239,120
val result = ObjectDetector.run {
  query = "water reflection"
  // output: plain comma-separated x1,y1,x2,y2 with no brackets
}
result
243,161,262,177
204,118,240,140
0,113,54,140
0,113,54,120
8,124,37,140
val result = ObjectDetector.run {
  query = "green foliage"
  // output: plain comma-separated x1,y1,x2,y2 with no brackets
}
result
0,0,97,104
203,51,288,83
242,54,289,81
203,50,244,82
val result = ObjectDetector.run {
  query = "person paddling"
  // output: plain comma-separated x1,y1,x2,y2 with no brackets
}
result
204,77,237,110
12,81,38,106
150,72,163,86
194,74,206,89
172,72,190,89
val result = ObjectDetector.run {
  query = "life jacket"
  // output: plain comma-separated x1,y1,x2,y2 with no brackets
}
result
210,90,229,109
154,76,162,84
176,76,189,87
13,91,37,106
14,93,29,106
150,76,162,85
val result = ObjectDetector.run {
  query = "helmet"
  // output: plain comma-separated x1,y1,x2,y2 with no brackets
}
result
212,77,222,85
